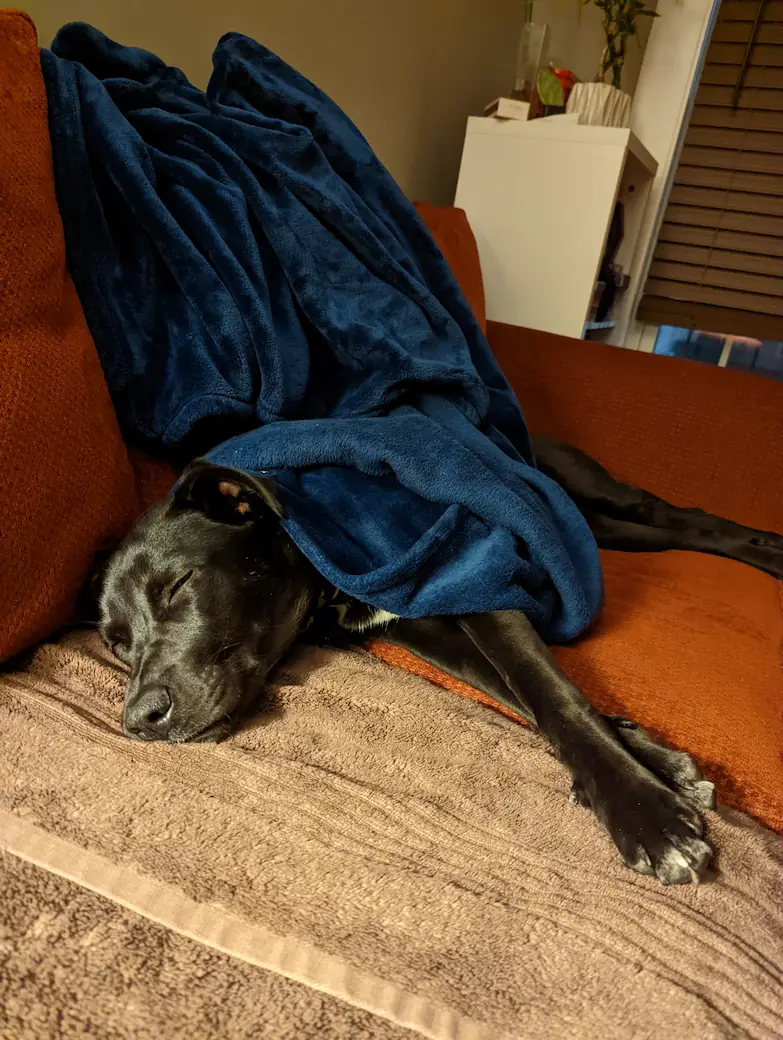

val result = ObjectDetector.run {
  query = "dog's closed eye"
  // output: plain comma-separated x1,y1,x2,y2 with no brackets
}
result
168,570,194,604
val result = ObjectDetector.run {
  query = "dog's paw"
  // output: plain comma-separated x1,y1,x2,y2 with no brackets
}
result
746,533,783,580
577,770,712,885
720,526,783,580
601,716,716,812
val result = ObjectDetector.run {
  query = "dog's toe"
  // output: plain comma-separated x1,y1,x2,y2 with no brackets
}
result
568,780,591,807
677,775,716,812
653,837,712,885
690,780,716,810
638,807,713,886
627,846,655,877
605,717,718,814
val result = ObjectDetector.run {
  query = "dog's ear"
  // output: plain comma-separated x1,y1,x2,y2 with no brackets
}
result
173,461,283,525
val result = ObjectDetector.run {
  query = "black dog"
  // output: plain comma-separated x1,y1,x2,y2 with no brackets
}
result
96,435,783,885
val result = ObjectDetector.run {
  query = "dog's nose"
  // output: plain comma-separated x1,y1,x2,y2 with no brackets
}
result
124,685,173,740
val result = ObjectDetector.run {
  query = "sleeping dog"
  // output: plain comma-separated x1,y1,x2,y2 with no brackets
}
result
96,436,783,885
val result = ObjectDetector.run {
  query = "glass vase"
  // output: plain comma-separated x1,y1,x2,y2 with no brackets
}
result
512,21,550,103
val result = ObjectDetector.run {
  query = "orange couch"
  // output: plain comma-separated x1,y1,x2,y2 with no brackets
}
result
372,210,783,834
1,6,779,833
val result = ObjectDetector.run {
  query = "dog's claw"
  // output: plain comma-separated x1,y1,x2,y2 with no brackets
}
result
654,838,712,886
691,780,716,810
628,846,655,877
568,781,591,807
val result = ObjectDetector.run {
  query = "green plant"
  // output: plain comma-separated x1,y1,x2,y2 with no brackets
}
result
582,0,659,89
536,67,565,108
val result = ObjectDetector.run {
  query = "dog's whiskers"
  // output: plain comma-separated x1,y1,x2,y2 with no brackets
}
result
205,641,242,666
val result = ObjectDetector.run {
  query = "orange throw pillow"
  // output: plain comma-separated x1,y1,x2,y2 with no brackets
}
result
0,11,137,662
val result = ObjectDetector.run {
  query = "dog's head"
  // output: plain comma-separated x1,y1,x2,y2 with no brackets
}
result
96,461,323,743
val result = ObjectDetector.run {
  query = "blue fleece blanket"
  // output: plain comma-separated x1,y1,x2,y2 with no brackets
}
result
41,24,603,641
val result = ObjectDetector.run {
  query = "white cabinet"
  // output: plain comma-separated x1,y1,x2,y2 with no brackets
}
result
454,116,658,341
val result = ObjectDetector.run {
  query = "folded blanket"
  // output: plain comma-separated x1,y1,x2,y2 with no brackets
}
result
41,24,602,641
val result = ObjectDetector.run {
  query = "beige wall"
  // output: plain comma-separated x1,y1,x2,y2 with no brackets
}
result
26,0,523,205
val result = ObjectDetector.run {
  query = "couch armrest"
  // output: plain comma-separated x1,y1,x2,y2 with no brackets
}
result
415,202,486,334
488,322,783,534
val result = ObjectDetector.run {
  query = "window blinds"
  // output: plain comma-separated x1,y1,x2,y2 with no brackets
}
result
637,0,783,340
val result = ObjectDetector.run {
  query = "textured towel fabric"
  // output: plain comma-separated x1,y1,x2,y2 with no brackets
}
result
0,854,413,1040
0,10,137,663
40,23,603,641
1,633,782,1039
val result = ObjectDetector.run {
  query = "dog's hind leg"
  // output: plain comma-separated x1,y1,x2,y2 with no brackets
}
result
531,435,783,579
382,611,713,884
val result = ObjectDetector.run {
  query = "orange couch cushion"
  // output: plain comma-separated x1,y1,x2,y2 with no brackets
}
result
489,323,783,535
0,11,138,662
554,551,782,831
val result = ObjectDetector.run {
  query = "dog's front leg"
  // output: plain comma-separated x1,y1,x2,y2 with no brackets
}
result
384,611,712,884
458,612,714,883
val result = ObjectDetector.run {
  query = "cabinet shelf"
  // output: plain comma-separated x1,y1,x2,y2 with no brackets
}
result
454,117,658,342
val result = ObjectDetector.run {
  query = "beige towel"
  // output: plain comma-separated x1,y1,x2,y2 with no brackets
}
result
0,850,413,1039
1,632,782,1039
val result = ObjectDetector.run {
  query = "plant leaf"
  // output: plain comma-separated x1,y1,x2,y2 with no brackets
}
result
537,66,565,107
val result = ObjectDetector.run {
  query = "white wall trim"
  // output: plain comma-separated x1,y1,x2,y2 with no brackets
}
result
609,0,722,350
625,320,660,353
